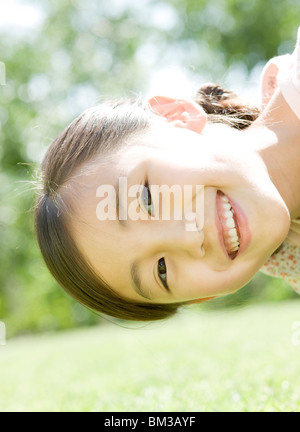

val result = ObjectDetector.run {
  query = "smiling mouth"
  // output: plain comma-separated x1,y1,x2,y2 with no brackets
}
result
216,190,241,259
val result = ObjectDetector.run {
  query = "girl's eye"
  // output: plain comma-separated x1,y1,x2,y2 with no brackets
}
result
141,181,154,216
157,258,168,290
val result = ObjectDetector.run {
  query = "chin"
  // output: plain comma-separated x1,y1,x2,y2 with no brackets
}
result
250,187,291,255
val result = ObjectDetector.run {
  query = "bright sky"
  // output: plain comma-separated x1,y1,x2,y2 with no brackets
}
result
0,0,44,31
146,67,196,99
0,0,261,102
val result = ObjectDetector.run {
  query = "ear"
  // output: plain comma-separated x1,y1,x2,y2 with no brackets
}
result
185,296,216,305
147,96,207,134
261,61,279,110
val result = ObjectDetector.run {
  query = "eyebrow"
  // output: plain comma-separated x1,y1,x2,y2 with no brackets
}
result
131,260,153,301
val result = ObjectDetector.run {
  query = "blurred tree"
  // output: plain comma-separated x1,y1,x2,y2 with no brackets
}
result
0,0,299,337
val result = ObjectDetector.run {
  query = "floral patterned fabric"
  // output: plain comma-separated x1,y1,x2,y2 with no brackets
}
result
261,243,300,293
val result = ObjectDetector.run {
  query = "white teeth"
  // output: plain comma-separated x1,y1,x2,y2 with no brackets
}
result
220,194,240,255
222,203,235,224
225,217,235,228
223,203,231,210
219,193,240,256
228,241,240,253
228,228,237,237
224,210,233,218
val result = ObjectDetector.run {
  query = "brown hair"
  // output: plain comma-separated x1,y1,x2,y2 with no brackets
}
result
34,86,260,322
194,83,260,129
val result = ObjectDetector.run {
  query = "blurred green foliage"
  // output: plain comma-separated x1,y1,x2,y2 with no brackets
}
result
0,0,299,337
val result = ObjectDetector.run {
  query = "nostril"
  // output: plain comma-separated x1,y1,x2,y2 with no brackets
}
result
198,231,205,257
185,228,205,260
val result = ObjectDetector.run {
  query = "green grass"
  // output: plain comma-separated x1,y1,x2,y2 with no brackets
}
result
1,301,300,412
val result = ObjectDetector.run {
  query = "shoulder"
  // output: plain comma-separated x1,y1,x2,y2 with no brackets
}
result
260,26,300,118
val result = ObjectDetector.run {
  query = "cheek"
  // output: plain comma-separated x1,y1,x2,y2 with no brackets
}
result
176,261,229,298
179,257,266,299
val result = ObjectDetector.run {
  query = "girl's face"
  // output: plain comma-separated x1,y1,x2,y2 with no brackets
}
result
69,117,290,304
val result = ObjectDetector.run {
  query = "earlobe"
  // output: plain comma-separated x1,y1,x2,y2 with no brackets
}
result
147,95,207,134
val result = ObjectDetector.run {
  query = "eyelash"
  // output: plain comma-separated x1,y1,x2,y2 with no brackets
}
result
158,258,168,291
140,179,154,217
141,180,169,291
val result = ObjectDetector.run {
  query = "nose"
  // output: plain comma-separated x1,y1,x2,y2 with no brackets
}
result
174,228,205,259
147,214,205,260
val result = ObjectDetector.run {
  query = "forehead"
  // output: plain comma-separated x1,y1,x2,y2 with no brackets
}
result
61,145,151,294
64,169,129,297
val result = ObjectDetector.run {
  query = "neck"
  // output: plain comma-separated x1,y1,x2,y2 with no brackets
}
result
247,89,300,220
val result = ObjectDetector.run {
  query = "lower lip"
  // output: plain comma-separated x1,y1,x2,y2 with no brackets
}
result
216,190,251,259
